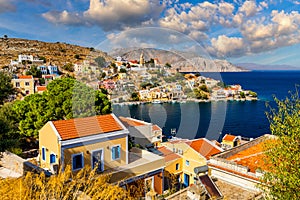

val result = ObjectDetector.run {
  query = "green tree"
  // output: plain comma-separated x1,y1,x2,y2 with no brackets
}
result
119,68,127,73
0,72,15,105
131,92,139,101
249,90,257,97
74,54,80,59
261,92,300,199
165,63,172,68
13,78,112,139
240,91,245,98
62,63,74,72
199,84,209,93
0,103,20,152
26,65,42,78
95,56,106,68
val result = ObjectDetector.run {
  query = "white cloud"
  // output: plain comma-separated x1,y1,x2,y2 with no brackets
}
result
0,0,16,13
210,35,245,57
239,1,260,17
43,0,165,31
42,10,84,25
218,2,235,16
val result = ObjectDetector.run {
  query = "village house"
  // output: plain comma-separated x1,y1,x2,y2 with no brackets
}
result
38,114,165,195
208,134,274,191
11,75,35,96
161,138,223,187
119,117,163,148
36,86,47,94
221,134,241,150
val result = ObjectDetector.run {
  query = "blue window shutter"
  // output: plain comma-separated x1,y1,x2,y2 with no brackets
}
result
117,146,120,159
50,154,56,163
42,148,46,161
112,147,115,160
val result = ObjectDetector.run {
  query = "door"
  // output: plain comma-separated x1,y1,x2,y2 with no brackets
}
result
92,149,103,172
183,173,190,187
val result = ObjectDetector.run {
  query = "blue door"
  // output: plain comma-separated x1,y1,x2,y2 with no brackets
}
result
183,173,190,187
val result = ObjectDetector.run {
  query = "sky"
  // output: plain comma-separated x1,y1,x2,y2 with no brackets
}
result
1,0,300,67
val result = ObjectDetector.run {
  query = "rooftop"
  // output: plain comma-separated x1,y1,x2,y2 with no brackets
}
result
157,146,181,163
223,134,237,142
187,138,223,159
52,114,124,140
16,75,33,79
119,116,147,127
36,86,47,92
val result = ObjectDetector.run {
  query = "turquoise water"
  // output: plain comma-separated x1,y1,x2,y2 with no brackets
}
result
113,71,300,141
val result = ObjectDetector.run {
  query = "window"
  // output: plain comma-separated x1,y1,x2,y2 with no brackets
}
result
176,163,180,170
111,145,121,160
15,82,20,87
42,147,46,161
50,153,56,164
185,160,190,166
25,82,30,86
72,153,84,170
25,90,30,95
92,149,103,172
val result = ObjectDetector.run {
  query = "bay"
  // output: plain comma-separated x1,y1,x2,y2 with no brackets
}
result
113,71,300,141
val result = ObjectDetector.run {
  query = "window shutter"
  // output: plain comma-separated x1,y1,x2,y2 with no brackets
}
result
42,148,46,161
117,146,120,159
112,147,115,160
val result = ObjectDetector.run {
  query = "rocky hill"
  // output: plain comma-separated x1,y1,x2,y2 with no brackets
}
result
0,38,113,67
110,48,246,72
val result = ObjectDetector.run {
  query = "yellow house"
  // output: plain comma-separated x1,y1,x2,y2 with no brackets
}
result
12,75,35,96
161,138,223,187
39,113,165,195
221,134,241,150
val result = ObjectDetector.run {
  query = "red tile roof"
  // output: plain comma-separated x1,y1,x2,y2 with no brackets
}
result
226,141,268,172
119,117,146,127
223,134,237,142
36,86,47,92
18,75,33,79
52,114,123,140
152,125,161,131
157,146,181,162
188,138,222,159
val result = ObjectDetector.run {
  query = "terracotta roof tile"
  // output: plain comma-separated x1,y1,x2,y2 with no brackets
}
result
188,139,222,159
36,86,47,92
152,125,161,131
52,114,123,140
226,141,269,172
119,117,147,127
223,134,237,142
157,146,181,162
18,75,33,79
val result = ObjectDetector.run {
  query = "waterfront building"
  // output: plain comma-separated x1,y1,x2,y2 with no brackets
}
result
221,134,241,150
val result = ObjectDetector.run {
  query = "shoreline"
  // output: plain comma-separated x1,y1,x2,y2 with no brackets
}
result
112,97,258,106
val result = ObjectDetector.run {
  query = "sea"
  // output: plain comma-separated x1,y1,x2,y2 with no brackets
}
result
112,71,300,142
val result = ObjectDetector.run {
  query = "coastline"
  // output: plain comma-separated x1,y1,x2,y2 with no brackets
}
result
112,97,258,106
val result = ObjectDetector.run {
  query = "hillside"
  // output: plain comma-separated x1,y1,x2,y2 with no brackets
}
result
0,38,113,67
110,48,246,72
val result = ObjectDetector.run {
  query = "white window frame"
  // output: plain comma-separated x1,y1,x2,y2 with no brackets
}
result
111,144,121,161
144,176,154,192
15,82,20,87
72,152,84,171
91,148,104,172
41,146,46,161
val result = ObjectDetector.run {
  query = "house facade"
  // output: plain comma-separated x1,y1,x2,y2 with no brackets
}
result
11,75,35,95
39,114,165,195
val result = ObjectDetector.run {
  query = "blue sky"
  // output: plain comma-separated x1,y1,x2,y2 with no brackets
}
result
1,0,300,67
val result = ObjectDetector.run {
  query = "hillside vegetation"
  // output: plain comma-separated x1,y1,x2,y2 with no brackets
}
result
0,37,113,67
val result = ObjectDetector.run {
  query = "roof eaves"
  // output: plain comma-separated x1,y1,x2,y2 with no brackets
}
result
49,121,62,141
